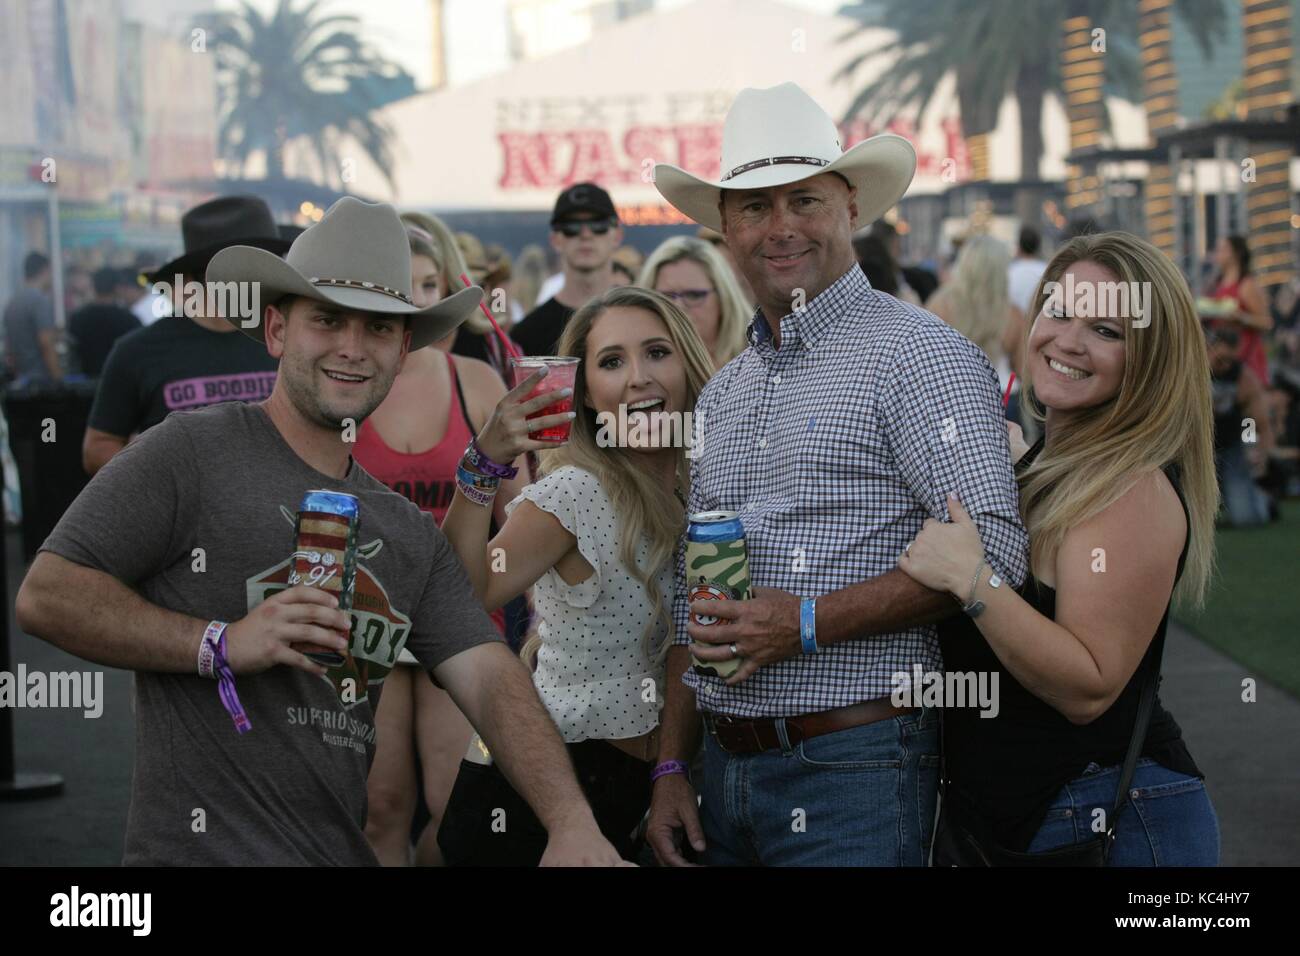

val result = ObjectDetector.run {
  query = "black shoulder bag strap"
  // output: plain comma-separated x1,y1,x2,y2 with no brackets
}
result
1106,461,1187,857
1102,631,1163,859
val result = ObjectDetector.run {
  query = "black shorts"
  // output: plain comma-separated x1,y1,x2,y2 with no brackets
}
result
438,739,652,866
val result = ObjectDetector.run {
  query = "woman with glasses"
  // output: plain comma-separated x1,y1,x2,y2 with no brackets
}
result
638,236,752,369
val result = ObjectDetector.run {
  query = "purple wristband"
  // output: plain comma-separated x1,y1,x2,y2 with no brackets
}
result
197,622,219,679
463,437,519,479
651,759,689,782
207,625,251,735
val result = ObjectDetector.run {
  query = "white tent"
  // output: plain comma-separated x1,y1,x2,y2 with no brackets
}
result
348,0,1147,214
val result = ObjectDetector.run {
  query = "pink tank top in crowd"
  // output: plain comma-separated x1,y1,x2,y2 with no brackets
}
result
1213,278,1270,385
353,353,505,633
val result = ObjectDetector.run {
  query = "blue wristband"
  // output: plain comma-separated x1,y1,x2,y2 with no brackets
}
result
456,463,500,490
800,597,819,655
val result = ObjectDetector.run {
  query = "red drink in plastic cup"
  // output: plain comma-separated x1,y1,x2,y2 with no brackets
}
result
511,356,579,442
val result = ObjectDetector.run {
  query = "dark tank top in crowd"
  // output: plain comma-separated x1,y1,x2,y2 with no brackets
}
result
1210,360,1243,451
938,437,1203,852
450,325,517,385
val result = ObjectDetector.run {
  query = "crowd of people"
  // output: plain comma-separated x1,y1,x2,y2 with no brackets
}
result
3,79,1294,867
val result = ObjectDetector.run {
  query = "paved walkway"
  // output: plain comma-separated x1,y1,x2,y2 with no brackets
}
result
1,529,1296,865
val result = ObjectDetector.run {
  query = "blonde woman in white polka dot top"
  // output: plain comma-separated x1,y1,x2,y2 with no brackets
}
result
438,286,715,865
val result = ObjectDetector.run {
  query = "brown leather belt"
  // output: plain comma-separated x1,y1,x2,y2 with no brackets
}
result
702,698,916,755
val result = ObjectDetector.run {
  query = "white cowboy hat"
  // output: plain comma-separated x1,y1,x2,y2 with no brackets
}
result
207,197,483,351
654,82,916,232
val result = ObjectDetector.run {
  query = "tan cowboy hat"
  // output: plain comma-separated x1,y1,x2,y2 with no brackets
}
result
654,82,916,233
207,197,484,351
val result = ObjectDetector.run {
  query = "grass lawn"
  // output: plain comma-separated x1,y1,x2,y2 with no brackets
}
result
1176,499,1300,698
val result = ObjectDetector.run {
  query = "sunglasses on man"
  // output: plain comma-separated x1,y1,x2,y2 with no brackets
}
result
555,219,615,238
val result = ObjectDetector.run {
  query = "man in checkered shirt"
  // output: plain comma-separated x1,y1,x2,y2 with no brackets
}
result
645,83,1028,866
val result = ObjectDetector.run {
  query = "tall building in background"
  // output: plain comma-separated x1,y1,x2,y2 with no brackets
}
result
430,0,447,89
121,0,216,34
439,0,661,91
0,0,218,307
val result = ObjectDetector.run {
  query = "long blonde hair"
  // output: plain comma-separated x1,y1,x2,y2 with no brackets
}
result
932,234,1011,360
512,244,549,314
1019,232,1217,608
400,211,493,335
638,236,752,366
523,287,714,666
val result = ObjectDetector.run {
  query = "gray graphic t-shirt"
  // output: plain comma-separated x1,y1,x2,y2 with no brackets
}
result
40,401,502,865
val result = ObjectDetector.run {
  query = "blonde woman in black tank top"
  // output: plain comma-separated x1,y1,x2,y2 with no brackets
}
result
898,233,1220,865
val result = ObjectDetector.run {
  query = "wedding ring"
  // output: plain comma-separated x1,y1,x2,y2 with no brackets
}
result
729,643,740,659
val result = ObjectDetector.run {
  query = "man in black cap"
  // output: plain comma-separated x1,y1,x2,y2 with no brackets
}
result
511,182,623,356
81,196,288,475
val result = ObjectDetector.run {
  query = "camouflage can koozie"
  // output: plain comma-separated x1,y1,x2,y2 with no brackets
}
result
686,511,751,679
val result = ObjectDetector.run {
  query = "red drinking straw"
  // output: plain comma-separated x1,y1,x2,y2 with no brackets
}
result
461,273,522,362
1002,373,1016,408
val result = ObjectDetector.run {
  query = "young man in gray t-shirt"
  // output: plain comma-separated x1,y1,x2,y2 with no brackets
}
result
17,198,623,866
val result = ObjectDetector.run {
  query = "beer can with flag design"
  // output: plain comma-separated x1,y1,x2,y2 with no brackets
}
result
686,510,751,679
289,490,360,667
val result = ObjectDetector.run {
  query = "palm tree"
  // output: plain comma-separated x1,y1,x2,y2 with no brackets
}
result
1059,2,1113,213
202,0,415,190
1136,0,1179,256
1061,0,1224,235
836,0,1224,184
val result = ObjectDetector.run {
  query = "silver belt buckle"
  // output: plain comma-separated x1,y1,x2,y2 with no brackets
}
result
702,711,731,745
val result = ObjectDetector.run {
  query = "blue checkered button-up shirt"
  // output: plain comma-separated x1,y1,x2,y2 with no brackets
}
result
673,265,1028,717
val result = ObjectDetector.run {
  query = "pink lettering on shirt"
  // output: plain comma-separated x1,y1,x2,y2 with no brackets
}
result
164,372,277,410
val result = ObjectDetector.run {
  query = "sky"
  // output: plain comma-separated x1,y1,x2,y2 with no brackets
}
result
217,0,848,90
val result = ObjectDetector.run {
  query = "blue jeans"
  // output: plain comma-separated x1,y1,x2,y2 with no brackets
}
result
1025,759,1220,866
1217,443,1270,526
699,708,939,866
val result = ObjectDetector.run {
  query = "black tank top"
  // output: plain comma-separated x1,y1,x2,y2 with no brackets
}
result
938,438,1203,851
1210,360,1243,450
